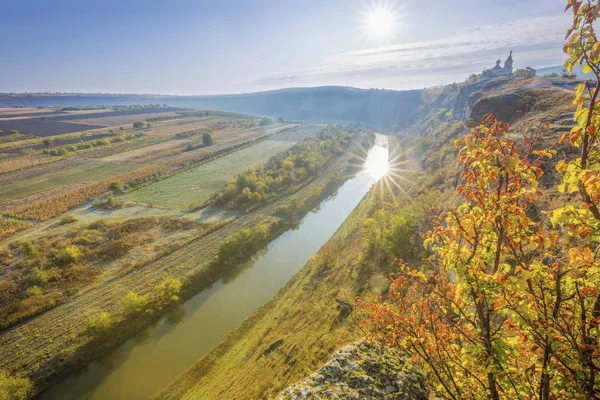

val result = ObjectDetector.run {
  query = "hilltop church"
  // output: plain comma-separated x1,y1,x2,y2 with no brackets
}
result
482,51,514,78
481,51,537,79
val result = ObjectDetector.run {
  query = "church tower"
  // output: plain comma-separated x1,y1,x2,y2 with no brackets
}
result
504,50,513,73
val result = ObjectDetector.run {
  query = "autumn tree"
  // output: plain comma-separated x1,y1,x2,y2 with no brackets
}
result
360,115,557,399
361,2,600,398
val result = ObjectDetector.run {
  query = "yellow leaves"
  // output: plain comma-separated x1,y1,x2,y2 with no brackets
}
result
591,42,600,62
559,131,570,145
556,159,567,173
532,149,556,159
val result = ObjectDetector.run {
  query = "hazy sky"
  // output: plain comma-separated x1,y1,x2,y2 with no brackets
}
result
1,0,568,95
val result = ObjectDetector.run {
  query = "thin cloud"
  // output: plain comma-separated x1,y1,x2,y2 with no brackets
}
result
240,13,569,90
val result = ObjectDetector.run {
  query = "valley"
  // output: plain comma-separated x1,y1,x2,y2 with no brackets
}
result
0,104,374,397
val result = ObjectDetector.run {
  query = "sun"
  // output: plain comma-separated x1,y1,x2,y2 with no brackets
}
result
366,8,394,38
359,1,401,43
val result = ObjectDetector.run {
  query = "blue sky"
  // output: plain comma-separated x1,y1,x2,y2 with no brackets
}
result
1,0,568,94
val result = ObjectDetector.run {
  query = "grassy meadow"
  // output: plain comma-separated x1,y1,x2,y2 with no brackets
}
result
123,140,298,209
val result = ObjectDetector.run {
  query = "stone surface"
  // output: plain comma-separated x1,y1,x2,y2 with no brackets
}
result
277,341,429,400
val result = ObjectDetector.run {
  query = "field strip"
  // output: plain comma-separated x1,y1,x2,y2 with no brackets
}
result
101,139,192,162
0,138,359,393
0,161,140,204
122,140,297,209
121,125,315,209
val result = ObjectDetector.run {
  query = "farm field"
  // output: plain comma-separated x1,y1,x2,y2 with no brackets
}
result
123,139,298,209
101,139,191,162
0,119,104,137
0,129,362,398
0,107,188,137
67,111,181,126
0,160,139,203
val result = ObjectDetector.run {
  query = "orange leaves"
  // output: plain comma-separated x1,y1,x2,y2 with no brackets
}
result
496,273,509,285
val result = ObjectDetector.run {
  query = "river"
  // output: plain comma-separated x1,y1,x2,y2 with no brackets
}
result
39,135,388,400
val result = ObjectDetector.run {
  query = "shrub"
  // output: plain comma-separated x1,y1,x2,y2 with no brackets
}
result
133,121,144,129
54,245,82,266
202,133,214,146
85,311,113,336
108,180,124,192
122,291,150,314
0,250,12,266
20,241,40,258
93,194,125,209
218,223,270,265
29,267,48,286
60,214,78,224
155,278,182,303
25,286,42,297
0,370,32,400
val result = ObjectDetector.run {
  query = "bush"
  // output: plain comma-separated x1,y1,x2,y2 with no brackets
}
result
0,370,32,400
54,245,82,266
133,121,144,129
218,223,270,265
109,180,124,192
202,133,214,146
25,285,42,297
122,291,150,314
60,214,78,224
85,311,113,336
20,241,40,258
155,278,182,303
0,250,12,266
28,267,48,286
93,194,125,210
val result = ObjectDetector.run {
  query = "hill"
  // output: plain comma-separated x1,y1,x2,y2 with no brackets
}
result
0,87,425,133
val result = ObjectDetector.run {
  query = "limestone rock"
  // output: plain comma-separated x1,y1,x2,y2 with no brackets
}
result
277,341,428,399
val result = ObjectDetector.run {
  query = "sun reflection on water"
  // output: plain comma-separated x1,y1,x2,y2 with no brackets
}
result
365,147,390,180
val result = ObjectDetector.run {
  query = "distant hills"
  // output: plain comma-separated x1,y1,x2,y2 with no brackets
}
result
537,64,592,77
0,86,425,133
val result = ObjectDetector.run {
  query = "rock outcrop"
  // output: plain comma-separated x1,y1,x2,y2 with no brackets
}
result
277,341,429,400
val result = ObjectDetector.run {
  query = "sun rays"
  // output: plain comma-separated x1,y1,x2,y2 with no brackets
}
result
357,0,405,45
349,135,419,202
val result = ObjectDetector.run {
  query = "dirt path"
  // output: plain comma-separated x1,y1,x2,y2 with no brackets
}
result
0,140,358,394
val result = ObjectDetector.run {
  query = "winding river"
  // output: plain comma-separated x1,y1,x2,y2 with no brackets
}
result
40,135,388,400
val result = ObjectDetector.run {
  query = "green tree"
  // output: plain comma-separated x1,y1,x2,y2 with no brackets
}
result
155,278,182,303
202,133,214,146
133,121,144,129
109,180,124,193
122,291,150,314
85,312,113,336
43,138,54,148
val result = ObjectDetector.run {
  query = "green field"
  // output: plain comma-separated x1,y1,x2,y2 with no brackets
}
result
124,140,296,209
0,161,139,203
